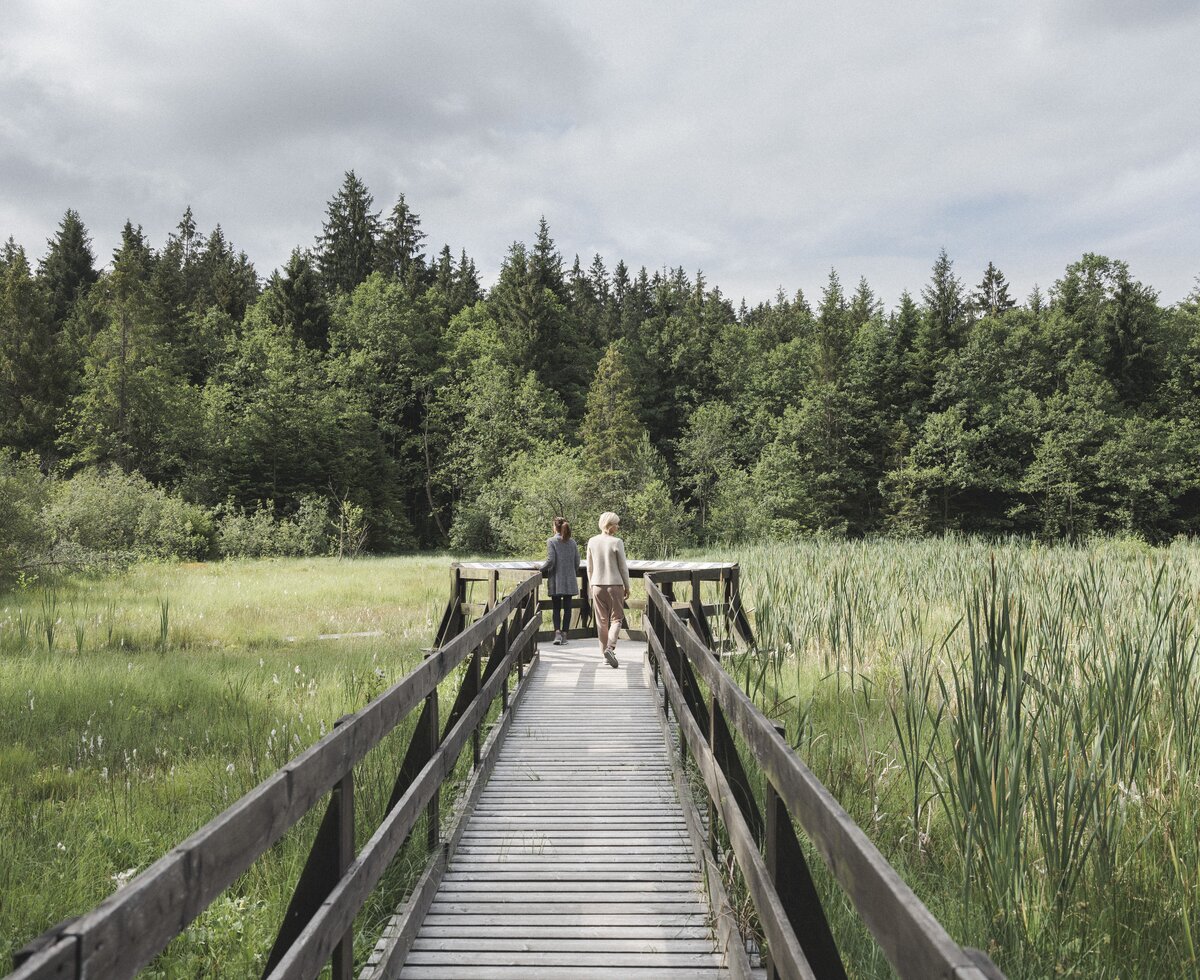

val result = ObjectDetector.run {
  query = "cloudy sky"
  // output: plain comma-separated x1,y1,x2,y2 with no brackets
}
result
3,0,1199,308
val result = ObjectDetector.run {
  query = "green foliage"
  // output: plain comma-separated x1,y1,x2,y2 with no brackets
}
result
734,537,1200,978
316,170,379,296
580,342,645,489
0,241,63,458
38,209,99,325
473,443,592,555
214,495,330,558
5,178,1200,552
44,467,213,560
440,358,568,550
0,450,52,581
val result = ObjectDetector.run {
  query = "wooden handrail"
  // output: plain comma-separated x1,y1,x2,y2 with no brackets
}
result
10,572,541,980
644,576,1004,980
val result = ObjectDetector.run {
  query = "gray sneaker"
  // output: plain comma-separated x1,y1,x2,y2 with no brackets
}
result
553,631,563,645
603,648,619,668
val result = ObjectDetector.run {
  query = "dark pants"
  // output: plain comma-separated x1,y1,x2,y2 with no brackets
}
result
551,594,573,632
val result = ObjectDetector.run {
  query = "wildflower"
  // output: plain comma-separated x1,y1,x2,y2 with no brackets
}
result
57,842,66,852
226,763,235,775
294,665,301,674
112,867,138,889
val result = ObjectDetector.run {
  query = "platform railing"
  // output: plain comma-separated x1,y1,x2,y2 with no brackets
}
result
445,559,754,647
644,575,1005,980
10,573,542,980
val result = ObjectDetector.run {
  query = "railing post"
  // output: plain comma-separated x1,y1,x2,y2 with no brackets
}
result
691,570,715,650
331,757,354,980
707,696,719,859
662,618,687,762
262,714,356,979
425,689,441,850
434,566,467,647
475,621,497,767
764,723,846,980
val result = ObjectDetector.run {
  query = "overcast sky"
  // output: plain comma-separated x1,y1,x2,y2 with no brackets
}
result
3,0,1199,308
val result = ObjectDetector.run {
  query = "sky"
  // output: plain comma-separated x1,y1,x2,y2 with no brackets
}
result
2,0,1199,309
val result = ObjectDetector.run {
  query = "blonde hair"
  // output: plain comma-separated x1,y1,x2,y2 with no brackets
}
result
598,511,620,533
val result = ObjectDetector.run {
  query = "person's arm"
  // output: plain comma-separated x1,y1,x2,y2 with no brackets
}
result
617,539,631,595
585,539,594,585
544,537,556,579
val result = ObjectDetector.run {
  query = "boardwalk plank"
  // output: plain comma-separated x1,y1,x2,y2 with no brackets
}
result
378,638,731,979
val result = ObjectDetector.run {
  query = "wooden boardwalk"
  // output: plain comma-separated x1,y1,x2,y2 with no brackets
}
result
395,637,733,979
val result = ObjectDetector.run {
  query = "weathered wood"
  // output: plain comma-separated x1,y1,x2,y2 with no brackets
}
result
434,567,466,647
397,966,725,979
35,575,537,980
651,628,816,980
8,932,75,980
264,624,534,979
263,723,355,979
765,723,845,980
373,640,734,979
643,654,754,980
365,646,542,978
647,579,1000,980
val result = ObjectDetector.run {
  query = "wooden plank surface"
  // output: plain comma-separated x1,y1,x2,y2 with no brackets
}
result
391,638,732,979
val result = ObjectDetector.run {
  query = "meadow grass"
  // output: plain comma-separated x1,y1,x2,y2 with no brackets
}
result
6,541,1200,978
0,555,466,975
713,536,1200,979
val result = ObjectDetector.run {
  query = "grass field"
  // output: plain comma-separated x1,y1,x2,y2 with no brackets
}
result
725,536,1200,979
3,541,1200,978
0,556,458,975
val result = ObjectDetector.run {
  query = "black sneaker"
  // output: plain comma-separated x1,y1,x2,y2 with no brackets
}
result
603,648,619,668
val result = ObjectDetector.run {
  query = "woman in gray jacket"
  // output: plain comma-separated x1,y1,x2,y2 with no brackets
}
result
544,517,580,645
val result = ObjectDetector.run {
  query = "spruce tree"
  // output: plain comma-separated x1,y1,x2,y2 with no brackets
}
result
38,209,98,325
316,170,379,295
972,261,1015,317
580,342,646,489
921,248,966,347
376,194,427,286
264,249,331,349
0,241,61,456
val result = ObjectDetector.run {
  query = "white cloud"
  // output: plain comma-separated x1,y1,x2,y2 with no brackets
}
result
2,0,1198,304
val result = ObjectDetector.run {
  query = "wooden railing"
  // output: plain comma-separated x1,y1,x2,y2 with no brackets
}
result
10,572,542,980
444,559,755,647
643,575,1005,980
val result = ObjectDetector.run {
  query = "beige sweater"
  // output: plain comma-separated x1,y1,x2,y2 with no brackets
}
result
586,533,631,590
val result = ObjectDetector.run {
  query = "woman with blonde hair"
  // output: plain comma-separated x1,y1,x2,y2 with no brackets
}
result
544,517,579,645
585,511,630,668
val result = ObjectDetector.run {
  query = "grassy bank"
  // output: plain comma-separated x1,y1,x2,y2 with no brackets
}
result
0,556,456,974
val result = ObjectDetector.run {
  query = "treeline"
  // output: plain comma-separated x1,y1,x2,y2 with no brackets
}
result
3,169,1200,570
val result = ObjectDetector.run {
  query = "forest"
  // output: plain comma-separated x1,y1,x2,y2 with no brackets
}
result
3,169,1200,572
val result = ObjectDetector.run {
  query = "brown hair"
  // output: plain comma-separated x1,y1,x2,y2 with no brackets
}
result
554,517,572,541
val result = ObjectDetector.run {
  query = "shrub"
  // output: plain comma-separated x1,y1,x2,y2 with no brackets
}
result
214,495,331,558
0,450,52,582
43,467,213,561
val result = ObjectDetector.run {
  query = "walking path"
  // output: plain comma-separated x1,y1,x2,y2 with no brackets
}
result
396,637,732,979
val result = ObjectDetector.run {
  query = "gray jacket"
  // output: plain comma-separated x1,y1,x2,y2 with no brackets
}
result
544,534,580,596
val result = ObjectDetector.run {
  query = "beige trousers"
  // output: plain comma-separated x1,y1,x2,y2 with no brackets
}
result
591,585,625,651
